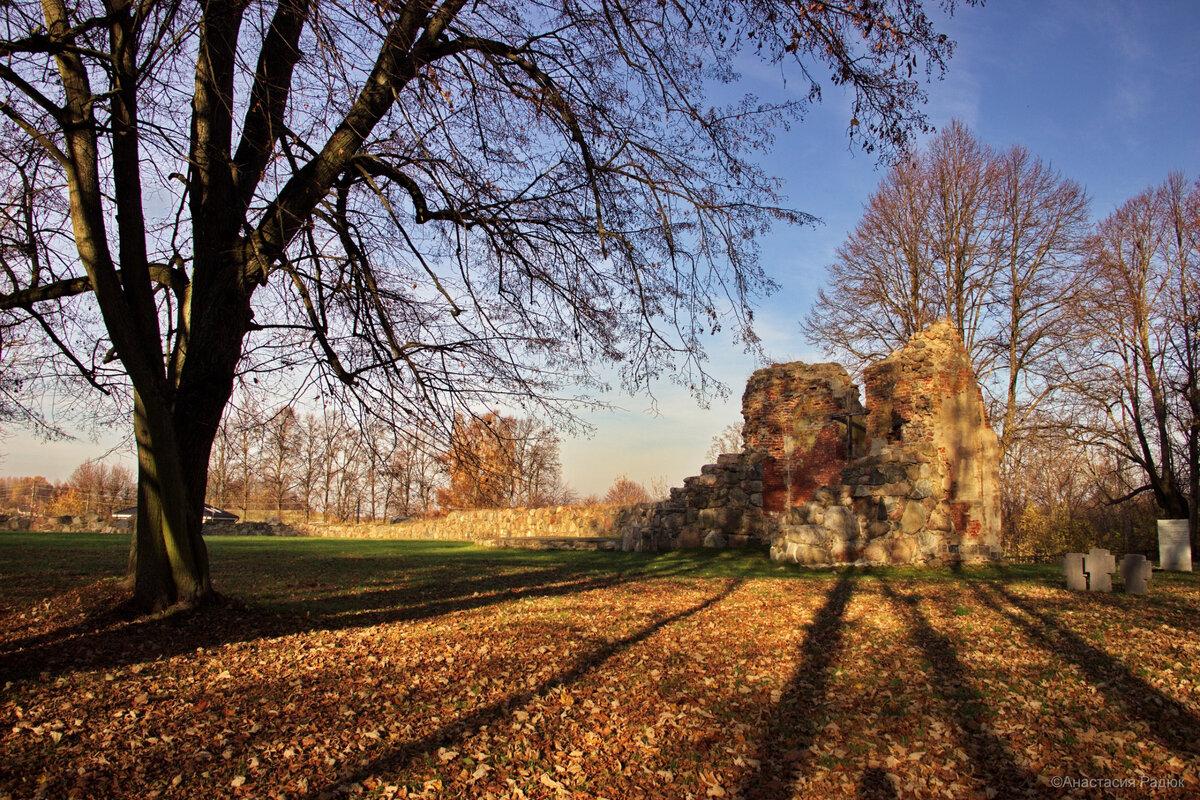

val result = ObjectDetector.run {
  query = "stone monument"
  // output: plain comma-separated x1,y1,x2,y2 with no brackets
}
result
1063,553,1087,591
1157,519,1193,571
1084,548,1116,592
1120,554,1153,595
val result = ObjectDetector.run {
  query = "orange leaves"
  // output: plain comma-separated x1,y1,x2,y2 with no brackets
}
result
4,566,1200,798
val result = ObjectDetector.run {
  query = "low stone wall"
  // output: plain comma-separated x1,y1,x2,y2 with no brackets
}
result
0,514,126,534
203,504,643,542
3,505,649,544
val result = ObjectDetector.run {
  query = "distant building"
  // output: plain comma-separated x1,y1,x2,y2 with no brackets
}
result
111,504,239,523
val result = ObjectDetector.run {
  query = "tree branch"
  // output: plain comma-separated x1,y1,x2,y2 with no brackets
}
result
231,0,310,211
0,263,189,310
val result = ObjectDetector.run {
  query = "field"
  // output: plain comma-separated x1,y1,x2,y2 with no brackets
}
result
2,533,1200,799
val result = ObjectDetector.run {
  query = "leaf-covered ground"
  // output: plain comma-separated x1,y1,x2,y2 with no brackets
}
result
2,533,1200,799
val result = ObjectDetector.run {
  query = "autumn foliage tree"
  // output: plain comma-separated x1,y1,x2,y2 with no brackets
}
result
437,413,561,510
0,0,967,609
603,475,652,506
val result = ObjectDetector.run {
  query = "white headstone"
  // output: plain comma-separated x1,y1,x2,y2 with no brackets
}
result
1158,519,1193,572
1120,554,1153,595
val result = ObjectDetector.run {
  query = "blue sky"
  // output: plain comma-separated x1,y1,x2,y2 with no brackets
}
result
559,0,1200,496
4,0,1199,496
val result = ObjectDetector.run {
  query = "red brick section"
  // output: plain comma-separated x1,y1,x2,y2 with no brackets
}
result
742,362,862,512
735,321,1001,565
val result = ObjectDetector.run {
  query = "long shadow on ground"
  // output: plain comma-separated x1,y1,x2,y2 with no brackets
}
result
0,559,709,685
297,578,745,800
734,573,856,800
0,564,565,658
971,581,1200,757
879,580,1041,798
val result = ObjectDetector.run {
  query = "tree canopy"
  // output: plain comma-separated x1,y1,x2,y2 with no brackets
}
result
802,120,1091,456
0,0,966,609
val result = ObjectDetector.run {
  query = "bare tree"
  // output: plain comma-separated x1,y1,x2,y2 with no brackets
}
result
987,145,1090,455
386,433,442,518
293,412,324,522
507,417,562,507
803,121,1090,455
316,408,354,521
206,419,234,512
706,421,745,461
801,142,943,365
0,125,96,439
924,120,999,360
226,400,264,521
0,0,967,609
261,405,298,517
1060,174,1200,544
334,434,365,522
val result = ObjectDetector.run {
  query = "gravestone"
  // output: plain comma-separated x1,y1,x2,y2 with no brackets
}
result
1120,554,1153,595
1084,548,1116,592
1063,553,1087,591
1157,519,1193,572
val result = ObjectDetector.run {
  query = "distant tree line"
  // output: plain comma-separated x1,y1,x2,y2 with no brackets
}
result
804,121,1199,556
203,400,577,521
0,462,135,518
1,406,669,522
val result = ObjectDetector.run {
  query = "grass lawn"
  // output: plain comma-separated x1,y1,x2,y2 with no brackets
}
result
2,533,1199,799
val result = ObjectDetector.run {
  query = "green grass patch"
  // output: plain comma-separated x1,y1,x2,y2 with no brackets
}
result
0,531,1087,617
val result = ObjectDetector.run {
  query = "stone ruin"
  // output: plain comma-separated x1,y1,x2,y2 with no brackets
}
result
619,320,1002,566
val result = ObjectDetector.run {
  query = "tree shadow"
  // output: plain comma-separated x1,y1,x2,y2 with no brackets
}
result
297,578,745,800
0,559,709,685
878,580,1041,798
733,573,856,800
1130,593,1200,636
261,563,577,617
1042,585,1200,639
0,564,560,658
971,581,1200,757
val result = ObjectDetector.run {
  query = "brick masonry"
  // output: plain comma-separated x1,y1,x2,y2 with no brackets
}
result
759,321,1002,565
742,362,864,512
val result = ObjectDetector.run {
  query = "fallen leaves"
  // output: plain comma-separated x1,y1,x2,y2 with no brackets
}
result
2,550,1200,799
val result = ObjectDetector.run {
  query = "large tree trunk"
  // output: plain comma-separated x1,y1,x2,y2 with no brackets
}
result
123,272,249,611
127,388,213,611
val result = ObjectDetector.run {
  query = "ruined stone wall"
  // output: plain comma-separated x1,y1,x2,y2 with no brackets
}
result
861,320,1001,559
618,451,767,552
769,321,1002,565
741,363,863,512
